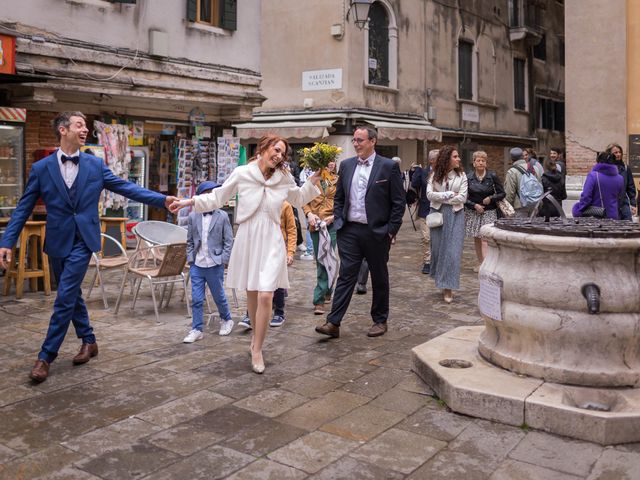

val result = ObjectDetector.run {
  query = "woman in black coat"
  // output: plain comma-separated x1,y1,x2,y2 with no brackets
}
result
606,143,636,220
464,151,505,271
538,157,567,218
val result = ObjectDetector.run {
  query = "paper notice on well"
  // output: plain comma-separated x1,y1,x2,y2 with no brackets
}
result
478,274,503,321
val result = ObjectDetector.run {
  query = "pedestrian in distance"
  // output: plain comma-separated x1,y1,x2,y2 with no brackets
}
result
537,157,567,218
0,111,178,383
315,125,405,339
410,149,438,274
183,181,234,343
606,143,637,220
427,146,468,304
170,135,321,374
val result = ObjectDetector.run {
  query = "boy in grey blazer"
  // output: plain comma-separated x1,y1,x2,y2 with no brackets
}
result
183,181,234,342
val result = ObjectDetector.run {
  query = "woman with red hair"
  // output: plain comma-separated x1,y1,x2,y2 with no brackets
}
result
171,135,321,373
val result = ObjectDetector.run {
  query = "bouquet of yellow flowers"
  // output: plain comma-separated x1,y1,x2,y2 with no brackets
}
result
298,142,342,180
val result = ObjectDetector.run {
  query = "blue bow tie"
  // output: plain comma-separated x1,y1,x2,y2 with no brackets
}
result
61,155,79,165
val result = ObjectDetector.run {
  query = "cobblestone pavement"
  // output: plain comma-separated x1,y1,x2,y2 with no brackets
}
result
1,221,639,479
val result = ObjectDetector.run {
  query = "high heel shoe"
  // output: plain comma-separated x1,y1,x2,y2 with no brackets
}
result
251,350,265,374
443,289,453,304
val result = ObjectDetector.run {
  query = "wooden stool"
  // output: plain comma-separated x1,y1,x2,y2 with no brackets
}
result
100,216,128,250
3,221,51,298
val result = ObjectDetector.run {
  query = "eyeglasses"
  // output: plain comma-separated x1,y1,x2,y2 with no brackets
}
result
351,138,369,144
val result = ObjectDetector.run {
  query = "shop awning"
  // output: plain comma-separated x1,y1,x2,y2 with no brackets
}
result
365,119,442,142
234,120,334,140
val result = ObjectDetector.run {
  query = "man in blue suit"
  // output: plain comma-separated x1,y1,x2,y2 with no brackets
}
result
315,126,405,339
0,111,177,382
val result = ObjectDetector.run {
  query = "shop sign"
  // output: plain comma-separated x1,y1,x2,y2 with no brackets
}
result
302,68,342,91
461,103,479,123
0,35,16,75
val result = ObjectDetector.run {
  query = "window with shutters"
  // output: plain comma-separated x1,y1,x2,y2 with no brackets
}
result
458,40,474,100
513,58,527,111
187,0,237,31
368,2,390,87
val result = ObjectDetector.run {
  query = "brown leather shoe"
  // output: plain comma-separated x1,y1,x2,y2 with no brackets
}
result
29,360,50,383
73,342,99,365
313,304,325,315
315,322,340,338
367,322,387,337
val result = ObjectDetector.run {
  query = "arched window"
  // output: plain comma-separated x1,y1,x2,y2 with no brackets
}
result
368,2,390,86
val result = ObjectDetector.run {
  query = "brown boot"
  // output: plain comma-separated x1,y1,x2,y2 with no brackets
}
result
29,360,50,383
313,304,325,315
315,322,340,338
73,342,99,365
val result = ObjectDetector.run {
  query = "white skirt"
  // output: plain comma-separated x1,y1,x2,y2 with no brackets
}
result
226,209,288,291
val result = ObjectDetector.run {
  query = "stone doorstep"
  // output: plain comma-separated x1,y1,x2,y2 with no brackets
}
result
412,326,640,445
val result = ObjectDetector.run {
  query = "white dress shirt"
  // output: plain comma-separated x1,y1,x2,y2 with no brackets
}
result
347,152,376,224
56,148,80,189
195,213,216,268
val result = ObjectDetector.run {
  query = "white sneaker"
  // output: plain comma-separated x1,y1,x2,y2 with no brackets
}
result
183,329,203,343
219,319,235,336
300,253,314,261
297,244,307,252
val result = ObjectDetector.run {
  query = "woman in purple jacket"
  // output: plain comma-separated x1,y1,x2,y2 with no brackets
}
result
572,152,624,219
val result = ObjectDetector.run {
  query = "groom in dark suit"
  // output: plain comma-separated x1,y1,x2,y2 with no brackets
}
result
315,126,405,338
0,111,177,382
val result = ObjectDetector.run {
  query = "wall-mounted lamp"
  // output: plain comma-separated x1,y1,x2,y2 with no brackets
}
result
347,0,373,29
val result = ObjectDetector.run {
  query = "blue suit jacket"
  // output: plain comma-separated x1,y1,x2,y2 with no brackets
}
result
333,154,406,241
186,210,233,266
0,151,167,257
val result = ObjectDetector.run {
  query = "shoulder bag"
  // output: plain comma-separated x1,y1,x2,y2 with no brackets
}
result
582,172,606,218
493,175,515,218
426,177,447,228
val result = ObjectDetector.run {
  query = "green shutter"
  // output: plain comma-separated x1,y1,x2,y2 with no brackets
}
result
220,0,237,31
187,0,197,22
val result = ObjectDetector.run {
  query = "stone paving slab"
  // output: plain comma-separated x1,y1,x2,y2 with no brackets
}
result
3,225,640,479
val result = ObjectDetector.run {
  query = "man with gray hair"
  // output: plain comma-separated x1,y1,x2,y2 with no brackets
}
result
410,149,438,274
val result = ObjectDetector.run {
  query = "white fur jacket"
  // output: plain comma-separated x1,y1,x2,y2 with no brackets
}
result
194,161,320,225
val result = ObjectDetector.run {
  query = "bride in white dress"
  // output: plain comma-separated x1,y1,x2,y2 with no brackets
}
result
171,135,320,373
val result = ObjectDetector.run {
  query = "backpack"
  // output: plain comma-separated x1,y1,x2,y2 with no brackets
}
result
514,166,543,207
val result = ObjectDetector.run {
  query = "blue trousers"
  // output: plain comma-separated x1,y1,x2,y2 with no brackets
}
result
40,238,95,363
190,264,231,331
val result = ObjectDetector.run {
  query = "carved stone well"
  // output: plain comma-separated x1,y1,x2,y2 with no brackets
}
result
412,218,640,444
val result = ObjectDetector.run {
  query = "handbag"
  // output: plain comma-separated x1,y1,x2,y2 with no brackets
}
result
426,211,443,228
582,172,606,218
493,177,515,218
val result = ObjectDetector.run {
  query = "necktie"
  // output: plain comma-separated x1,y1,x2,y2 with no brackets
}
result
61,155,79,165
357,157,369,166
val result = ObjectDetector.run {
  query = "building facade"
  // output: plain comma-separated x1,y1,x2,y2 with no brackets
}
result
0,0,262,219
241,0,565,177
564,0,640,208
